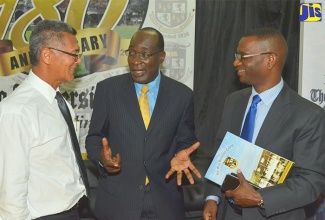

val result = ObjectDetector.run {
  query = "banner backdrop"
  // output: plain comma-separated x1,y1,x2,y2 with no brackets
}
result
300,1,325,110
300,3,325,218
0,0,196,158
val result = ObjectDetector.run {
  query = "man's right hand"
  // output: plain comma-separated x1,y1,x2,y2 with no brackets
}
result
203,200,218,220
99,137,121,173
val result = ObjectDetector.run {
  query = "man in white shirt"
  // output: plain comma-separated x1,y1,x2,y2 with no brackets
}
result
0,19,88,219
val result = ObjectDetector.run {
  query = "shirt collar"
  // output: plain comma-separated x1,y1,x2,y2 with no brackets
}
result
27,70,58,103
251,78,284,106
134,70,161,91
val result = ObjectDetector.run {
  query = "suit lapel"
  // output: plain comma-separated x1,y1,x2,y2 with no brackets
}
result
232,89,251,136
256,83,291,147
147,74,171,132
121,74,145,130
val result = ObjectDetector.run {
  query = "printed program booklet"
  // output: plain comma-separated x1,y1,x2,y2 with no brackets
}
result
205,132,294,188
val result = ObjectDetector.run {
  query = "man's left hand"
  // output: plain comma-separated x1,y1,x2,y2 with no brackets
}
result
165,142,201,185
225,169,262,207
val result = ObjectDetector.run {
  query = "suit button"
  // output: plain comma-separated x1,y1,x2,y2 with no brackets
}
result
144,137,148,141
144,161,147,165
139,185,143,189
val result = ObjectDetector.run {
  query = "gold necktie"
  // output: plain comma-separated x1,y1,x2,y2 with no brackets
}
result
139,85,150,129
138,85,150,185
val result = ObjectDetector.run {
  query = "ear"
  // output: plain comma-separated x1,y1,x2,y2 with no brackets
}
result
267,53,277,69
159,51,166,64
40,48,52,65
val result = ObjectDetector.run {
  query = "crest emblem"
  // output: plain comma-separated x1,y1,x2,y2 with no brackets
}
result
150,0,193,33
163,42,191,83
155,0,187,27
224,156,239,170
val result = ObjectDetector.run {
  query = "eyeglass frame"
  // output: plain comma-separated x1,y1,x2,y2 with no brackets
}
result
235,52,276,62
48,47,83,62
124,49,163,61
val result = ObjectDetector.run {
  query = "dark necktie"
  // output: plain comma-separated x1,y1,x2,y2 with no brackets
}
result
240,95,261,142
55,91,90,197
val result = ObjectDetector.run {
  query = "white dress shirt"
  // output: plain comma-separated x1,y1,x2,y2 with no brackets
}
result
0,71,85,219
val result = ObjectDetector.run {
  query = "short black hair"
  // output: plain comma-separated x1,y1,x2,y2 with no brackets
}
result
29,19,77,66
243,27,288,68
243,27,284,40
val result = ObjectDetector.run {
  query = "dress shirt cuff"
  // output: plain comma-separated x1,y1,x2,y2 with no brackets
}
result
206,195,221,205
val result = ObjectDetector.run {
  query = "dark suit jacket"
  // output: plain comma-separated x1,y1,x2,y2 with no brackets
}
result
86,73,197,220
206,83,325,220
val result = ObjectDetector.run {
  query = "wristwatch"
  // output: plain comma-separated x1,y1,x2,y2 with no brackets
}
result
258,198,265,209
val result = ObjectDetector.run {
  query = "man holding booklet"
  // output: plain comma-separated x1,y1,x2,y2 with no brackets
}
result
203,27,325,220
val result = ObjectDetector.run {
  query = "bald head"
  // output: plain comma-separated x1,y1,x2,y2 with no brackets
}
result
132,27,165,52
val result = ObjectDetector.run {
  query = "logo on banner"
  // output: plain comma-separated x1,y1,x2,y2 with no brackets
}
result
300,3,322,22
150,0,193,33
163,42,190,82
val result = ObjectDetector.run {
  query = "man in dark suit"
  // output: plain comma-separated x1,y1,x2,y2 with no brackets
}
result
86,27,201,220
203,27,325,220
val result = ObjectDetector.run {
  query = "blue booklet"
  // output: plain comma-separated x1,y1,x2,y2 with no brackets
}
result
205,132,294,188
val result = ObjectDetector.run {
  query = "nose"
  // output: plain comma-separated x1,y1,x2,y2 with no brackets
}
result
129,56,143,65
233,58,241,67
75,57,82,64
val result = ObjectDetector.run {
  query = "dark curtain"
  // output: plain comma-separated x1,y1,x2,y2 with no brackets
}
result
194,0,300,156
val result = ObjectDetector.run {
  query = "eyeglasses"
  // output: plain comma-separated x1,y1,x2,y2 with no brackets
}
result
124,49,163,61
48,47,82,62
235,52,275,62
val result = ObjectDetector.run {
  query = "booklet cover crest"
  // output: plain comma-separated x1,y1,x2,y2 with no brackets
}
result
205,132,294,188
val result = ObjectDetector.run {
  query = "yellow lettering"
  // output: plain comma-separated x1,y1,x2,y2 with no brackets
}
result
97,0,128,29
3,0,128,50
65,0,89,29
0,0,19,39
10,0,62,49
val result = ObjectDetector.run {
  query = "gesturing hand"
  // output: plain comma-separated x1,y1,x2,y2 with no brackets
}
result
165,142,202,185
99,137,121,173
